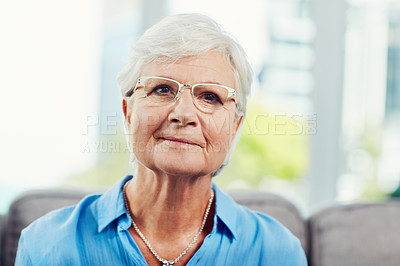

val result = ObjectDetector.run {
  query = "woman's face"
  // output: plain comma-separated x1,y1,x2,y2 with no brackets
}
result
123,51,243,177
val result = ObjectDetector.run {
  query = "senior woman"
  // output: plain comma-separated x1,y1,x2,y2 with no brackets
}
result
16,14,307,265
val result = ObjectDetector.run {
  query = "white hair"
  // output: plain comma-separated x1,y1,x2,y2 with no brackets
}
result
117,13,253,176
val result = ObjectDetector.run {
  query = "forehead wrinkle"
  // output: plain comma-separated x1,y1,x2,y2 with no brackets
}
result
160,65,234,87
140,52,236,88
149,74,226,86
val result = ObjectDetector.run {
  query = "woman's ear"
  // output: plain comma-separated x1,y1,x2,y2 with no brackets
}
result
231,114,244,142
122,99,130,125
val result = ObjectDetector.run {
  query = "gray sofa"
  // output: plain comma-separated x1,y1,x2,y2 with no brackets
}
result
0,189,399,266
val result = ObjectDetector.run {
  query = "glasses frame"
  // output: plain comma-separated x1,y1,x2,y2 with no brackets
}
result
126,76,237,111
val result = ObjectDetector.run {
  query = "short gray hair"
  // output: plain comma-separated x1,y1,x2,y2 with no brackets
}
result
117,13,252,115
117,13,253,176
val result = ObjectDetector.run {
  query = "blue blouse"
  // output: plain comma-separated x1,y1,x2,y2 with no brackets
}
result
16,176,307,265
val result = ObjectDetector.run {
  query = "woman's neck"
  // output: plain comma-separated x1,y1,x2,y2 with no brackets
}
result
124,168,214,242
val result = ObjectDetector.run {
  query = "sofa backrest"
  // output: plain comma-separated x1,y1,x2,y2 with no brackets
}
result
1,189,307,266
309,200,400,266
0,214,6,265
231,191,308,253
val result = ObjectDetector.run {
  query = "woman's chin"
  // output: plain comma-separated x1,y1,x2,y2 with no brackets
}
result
154,156,207,177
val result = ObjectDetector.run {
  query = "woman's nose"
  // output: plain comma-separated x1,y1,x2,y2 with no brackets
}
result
168,88,199,126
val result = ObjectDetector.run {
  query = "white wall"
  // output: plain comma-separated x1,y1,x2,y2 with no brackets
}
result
0,0,102,211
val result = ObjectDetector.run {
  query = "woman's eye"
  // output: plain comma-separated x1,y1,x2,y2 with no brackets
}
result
200,92,222,104
150,85,173,95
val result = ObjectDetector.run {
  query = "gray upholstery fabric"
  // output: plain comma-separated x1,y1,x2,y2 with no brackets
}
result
3,189,95,266
0,214,6,266
230,192,308,255
309,200,400,266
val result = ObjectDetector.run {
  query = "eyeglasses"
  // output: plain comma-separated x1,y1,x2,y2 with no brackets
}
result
126,76,237,112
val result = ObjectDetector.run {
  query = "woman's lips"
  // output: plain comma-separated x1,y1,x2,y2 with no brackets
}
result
161,137,201,147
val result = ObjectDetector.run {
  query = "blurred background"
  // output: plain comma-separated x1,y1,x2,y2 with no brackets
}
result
1,0,399,215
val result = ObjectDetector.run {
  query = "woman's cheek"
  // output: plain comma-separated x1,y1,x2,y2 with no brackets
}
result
130,106,163,134
207,125,233,154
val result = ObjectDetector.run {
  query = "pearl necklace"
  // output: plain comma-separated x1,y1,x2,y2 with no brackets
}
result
122,182,214,266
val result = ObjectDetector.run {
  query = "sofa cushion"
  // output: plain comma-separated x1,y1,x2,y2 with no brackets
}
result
231,192,308,255
309,200,400,266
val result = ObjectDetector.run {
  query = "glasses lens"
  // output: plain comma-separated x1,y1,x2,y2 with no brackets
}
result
142,77,179,102
192,85,229,110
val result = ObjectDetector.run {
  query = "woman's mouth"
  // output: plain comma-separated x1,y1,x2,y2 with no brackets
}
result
161,137,200,147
